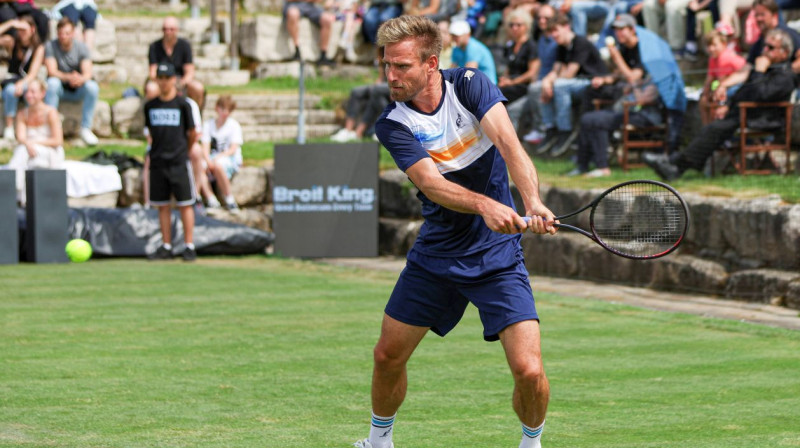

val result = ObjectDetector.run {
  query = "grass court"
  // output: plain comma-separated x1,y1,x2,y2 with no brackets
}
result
2,257,800,447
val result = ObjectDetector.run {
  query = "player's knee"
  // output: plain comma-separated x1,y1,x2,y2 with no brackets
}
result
373,343,407,371
509,360,545,385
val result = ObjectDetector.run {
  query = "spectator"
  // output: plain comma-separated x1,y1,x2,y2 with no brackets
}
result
570,15,679,176
330,82,390,142
197,95,243,211
449,20,497,83
2,79,64,206
684,0,719,59
641,0,691,57
49,0,99,53
146,17,205,110
43,17,99,146
699,29,745,124
714,0,800,104
517,4,559,140
530,12,609,156
144,62,198,262
407,0,462,24
559,0,618,37
643,29,794,180
283,0,336,66
361,0,403,44
0,0,49,44
330,0,364,62
498,9,539,104
0,16,44,141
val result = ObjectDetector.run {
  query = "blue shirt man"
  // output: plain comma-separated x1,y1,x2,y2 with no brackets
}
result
449,20,498,84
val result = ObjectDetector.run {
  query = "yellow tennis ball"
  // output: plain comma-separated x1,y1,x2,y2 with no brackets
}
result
65,239,92,263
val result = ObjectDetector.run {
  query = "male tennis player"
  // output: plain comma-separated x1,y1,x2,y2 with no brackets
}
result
353,15,558,448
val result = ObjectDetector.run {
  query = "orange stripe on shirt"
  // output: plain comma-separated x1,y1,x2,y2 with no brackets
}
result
427,130,480,164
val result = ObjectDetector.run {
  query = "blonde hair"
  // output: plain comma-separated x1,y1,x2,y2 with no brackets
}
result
703,30,728,48
377,15,442,64
507,8,533,29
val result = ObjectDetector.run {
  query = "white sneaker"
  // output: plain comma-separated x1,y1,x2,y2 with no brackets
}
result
331,128,353,142
3,126,14,141
353,439,393,448
80,128,99,146
522,129,545,144
332,128,357,143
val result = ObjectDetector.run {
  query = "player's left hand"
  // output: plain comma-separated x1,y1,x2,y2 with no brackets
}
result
525,204,558,235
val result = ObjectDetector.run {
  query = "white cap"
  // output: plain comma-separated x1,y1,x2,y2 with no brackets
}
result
449,21,471,37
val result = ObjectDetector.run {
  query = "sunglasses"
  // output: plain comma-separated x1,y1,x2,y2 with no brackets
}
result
162,27,177,31
508,22,525,28
764,43,778,51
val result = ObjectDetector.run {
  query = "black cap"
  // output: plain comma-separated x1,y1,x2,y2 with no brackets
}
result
156,62,176,77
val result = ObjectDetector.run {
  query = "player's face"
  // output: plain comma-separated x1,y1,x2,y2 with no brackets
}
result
383,39,434,103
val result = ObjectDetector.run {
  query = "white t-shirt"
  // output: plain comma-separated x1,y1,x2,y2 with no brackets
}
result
201,117,244,166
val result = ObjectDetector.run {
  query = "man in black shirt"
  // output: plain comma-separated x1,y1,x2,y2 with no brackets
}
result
531,12,609,156
644,28,795,181
569,14,664,177
146,16,205,109
144,62,198,262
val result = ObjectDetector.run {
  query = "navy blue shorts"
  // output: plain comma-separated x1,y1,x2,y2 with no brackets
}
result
386,240,538,342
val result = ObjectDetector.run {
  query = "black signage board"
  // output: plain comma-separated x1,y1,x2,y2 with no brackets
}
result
273,143,379,258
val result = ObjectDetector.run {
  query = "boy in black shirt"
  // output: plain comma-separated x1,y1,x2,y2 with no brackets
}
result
144,62,198,261
533,13,609,157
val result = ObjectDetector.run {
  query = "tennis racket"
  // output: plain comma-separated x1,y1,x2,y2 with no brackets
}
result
524,180,689,260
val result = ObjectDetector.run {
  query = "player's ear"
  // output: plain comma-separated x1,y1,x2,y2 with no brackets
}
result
427,54,439,73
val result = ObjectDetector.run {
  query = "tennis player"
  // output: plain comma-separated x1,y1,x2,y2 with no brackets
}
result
353,15,558,448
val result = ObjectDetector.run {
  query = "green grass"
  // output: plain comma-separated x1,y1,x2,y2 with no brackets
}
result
2,257,800,447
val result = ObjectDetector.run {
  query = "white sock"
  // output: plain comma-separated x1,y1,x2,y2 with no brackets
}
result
186,242,195,250
224,195,236,205
519,420,544,448
368,412,395,448
162,243,172,250
207,196,221,207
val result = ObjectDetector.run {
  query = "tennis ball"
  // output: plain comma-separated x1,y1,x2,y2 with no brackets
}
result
605,36,615,46
65,239,92,263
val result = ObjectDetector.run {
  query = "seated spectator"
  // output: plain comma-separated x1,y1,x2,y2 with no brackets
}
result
362,0,403,45
50,0,99,53
449,20,497,83
145,17,205,110
642,0,691,58
517,4,559,140
3,79,64,206
596,0,644,51
0,16,44,141
407,0,462,24
43,17,99,146
283,0,336,66
330,0,364,62
529,12,609,156
197,95,243,211
714,0,800,103
0,0,49,43
559,0,618,37
331,81,390,142
498,9,539,104
684,0,719,60
699,29,745,124
571,15,683,176
643,29,794,180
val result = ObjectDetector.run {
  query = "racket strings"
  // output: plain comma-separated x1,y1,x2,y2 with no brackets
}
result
592,183,687,258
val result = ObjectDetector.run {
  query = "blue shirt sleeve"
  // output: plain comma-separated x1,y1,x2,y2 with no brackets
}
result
448,67,506,121
375,113,429,172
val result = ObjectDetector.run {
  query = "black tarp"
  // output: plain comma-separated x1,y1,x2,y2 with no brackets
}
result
17,207,274,260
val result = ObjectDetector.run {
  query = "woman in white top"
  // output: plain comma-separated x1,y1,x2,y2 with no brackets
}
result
4,79,64,205
199,95,243,210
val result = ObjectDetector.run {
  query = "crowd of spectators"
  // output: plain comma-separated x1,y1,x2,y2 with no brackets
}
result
317,0,799,178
